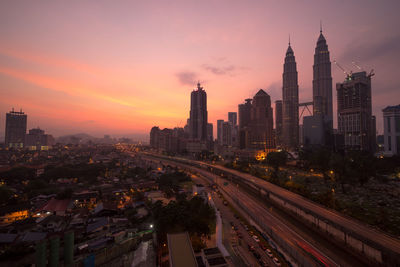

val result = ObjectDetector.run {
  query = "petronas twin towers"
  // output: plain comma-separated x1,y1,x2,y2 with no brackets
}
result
282,39,299,149
281,28,332,150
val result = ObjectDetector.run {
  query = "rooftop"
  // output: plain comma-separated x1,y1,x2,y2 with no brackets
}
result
383,104,400,113
167,232,197,267
40,198,71,212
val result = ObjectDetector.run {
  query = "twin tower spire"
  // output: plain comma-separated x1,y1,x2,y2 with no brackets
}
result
281,24,332,150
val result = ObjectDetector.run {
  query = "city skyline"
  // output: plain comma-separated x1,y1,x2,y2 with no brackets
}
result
1,1,400,140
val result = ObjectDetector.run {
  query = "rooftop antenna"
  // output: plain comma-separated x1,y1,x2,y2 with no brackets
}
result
289,34,291,46
320,20,322,33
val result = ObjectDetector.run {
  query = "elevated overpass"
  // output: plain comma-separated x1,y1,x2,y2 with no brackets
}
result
140,152,400,267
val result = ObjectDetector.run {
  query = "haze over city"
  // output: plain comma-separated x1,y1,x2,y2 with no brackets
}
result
1,0,399,140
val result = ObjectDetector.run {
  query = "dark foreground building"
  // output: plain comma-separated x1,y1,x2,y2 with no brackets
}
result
5,109,27,149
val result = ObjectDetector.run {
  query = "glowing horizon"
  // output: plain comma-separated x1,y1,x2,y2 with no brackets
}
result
1,1,399,141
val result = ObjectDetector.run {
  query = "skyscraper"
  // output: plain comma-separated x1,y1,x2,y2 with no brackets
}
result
282,40,299,150
217,119,224,145
228,112,237,126
189,82,208,141
248,89,274,150
275,100,283,147
313,26,333,133
228,112,238,147
5,109,27,148
222,121,232,146
238,99,252,149
337,71,374,151
207,123,213,142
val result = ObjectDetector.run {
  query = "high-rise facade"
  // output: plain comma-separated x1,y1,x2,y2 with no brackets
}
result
222,121,232,146
282,42,299,150
207,123,213,142
189,82,208,141
217,120,224,145
238,99,252,149
383,105,400,156
228,112,237,126
248,89,274,150
275,100,283,147
5,109,27,148
337,72,374,151
313,28,333,134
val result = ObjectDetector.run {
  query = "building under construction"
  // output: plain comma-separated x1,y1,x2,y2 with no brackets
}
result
336,71,376,152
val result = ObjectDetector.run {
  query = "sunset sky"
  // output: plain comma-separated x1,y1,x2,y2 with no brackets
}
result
1,0,399,141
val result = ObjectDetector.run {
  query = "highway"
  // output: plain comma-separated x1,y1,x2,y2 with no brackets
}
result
192,174,277,267
194,165,339,267
201,162,400,255
139,154,348,266
136,152,400,266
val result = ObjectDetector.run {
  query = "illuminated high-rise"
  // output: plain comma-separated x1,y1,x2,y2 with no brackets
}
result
189,82,208,141
282,40,299,150
5,109,27,148
312,26,333,131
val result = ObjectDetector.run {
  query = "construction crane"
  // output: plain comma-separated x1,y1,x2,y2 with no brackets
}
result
352,61,364,71
368,69,375,78
352,61,375,78
334,60,352,79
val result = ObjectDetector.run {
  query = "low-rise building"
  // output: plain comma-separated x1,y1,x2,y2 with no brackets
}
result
383,104,400,156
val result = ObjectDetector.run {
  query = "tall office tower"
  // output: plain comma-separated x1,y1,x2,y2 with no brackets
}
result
217,120,224,145
5,109,27,148
337,72,374,151
248,89,274,150
275,100,283,147
383,105,400,156
189,82,208,140
228,112,237,126
228,112,238,147
238,99,252,149
282,40,299,150
207,123,213,142
222,121,232,146
313,27,333,133
150,126,160,148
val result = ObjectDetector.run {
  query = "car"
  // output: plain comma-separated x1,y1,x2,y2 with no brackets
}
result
273,257,281,266
260,260,269,267
266,249,273,258
230,221,234,227
259,244,266,251
244,225,249,231
252,235,260,242
237,233,243,238
248,244,255,251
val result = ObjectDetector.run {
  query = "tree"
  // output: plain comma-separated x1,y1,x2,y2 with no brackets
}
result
330,153,350,193
0,185,13,206
311,148,332,183
266,151,287,178
151,196,216,245
347,151,376,186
